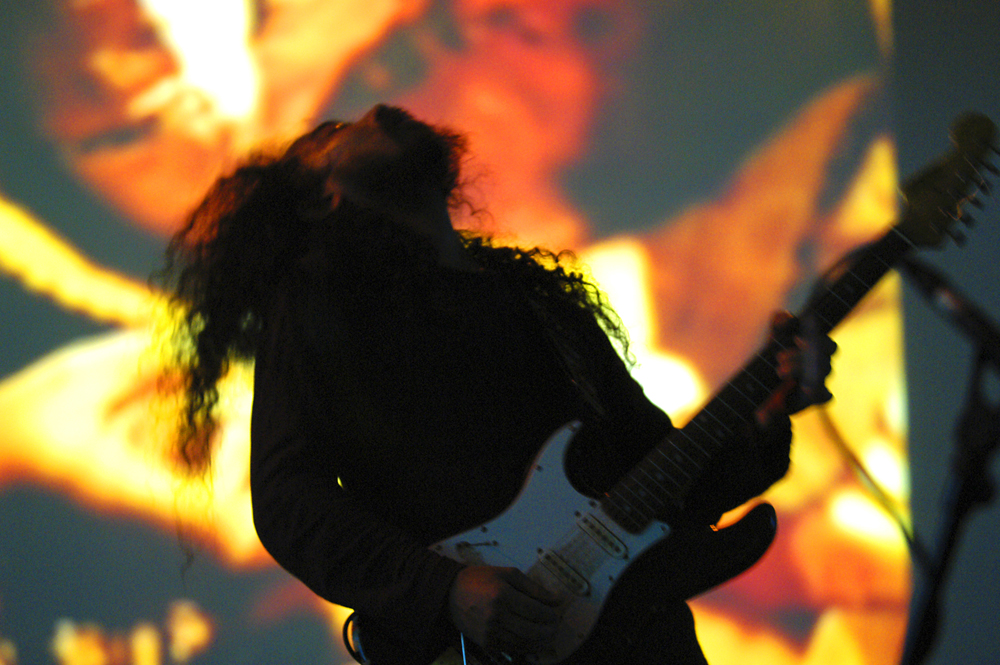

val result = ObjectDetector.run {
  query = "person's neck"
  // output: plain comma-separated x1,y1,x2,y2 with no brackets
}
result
408,195,481,272
436,230,481,272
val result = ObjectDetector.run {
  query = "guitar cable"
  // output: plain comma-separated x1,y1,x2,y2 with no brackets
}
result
815,404,932,572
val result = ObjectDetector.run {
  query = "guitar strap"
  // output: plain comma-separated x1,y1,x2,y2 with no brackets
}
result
523,289,608,422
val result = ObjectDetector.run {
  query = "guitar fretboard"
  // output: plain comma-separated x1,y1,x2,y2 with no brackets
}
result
602,228,914,533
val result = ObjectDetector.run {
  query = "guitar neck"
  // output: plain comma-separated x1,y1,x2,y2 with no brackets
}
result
602,226,914,533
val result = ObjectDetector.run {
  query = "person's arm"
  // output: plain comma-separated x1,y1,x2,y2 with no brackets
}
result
249,283,464,651
249,281,563,658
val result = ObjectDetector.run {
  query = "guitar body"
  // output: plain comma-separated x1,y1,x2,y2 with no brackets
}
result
428,422,776,665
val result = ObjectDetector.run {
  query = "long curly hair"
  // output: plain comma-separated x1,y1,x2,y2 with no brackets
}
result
159,113,630,476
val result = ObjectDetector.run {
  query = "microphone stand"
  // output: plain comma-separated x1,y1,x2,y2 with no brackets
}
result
900,263,1000,665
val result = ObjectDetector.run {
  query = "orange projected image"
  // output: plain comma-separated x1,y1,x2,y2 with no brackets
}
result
0,1,910,664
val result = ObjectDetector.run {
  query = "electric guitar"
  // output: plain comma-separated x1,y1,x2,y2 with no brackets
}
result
357,113,998,665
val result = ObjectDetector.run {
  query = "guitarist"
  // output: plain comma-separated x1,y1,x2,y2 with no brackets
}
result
162,104,836,664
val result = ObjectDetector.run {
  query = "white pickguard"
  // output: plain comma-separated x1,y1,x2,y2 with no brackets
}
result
431,421,671,664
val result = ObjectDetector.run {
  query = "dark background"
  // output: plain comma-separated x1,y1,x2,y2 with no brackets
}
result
895,0,1000,663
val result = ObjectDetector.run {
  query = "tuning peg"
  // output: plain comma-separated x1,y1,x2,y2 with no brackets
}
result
950,112,997,149
960,212,975,227
984,161,1000,175
946,224,967,245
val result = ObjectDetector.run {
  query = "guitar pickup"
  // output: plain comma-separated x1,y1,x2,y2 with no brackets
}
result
537,550,590,596
577,513,628,559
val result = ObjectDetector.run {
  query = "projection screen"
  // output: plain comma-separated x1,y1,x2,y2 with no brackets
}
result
0,1,911,664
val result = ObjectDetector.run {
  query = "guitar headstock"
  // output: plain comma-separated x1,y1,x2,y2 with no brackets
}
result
898,112,998,248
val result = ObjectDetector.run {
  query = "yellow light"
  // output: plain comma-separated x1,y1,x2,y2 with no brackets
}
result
167,601,214,663
630,354,706,423
0,640,15,665
139,0,259,119
829,489,901,544
0,194,161,328
51,621,106,665
130,623,162,665
583,239,707,419
862,440,910,500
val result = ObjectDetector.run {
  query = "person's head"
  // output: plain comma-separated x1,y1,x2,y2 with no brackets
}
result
160,104,469,473
290,104,467,233
161,103,627,476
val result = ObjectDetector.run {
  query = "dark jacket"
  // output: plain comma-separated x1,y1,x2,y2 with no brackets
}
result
250,248,788,662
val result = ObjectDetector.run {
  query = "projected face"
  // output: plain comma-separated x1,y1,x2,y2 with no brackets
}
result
25,0,236,232
21,0,420,235
30,0,177,152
